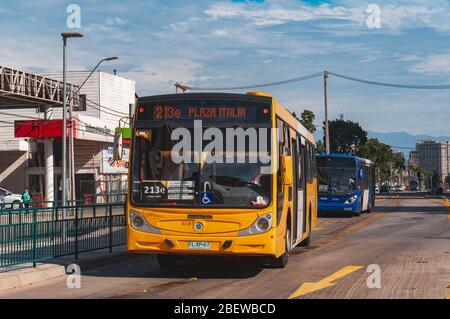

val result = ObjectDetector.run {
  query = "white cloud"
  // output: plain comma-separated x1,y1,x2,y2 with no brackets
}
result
204,1,450,31
106,17,128,26
410,53,450,74
212,29,232,38
204,3,354,26
121,59,211,95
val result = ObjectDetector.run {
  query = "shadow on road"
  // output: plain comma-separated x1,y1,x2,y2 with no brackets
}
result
374,205,447,214
79,254,265,280
318,211,354,218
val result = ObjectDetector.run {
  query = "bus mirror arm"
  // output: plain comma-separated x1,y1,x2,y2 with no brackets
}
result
281,155,293,186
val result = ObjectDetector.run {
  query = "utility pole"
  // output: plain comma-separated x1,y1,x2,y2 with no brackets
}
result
69,93,75,206
323,71,330,154
61,32,83,215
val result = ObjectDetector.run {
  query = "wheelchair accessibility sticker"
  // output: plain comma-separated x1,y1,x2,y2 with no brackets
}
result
200,192,214,205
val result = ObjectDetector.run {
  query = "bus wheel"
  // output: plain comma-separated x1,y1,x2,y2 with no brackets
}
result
299,212,312,247
269,225,290,268
156,254,179,269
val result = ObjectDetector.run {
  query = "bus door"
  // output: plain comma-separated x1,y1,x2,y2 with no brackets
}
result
359,165,370,211
292,136,306,242
301,139,307,234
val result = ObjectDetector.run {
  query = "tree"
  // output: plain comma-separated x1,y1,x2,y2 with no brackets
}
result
361,138,393,185
292,109,316,134
325,114,367,154
393,155,405,171
316,140,325,154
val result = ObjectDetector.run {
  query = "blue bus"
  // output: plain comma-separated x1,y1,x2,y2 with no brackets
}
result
316,154,376,216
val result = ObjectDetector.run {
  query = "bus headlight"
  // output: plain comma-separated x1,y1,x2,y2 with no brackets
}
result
129,210,160,234
345,195,358,205
238,213,272,236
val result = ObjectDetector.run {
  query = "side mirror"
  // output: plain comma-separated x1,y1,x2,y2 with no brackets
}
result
113,128,123,161
281,155,293,185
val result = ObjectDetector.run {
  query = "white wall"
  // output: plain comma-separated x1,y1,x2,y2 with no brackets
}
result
99,71,135,124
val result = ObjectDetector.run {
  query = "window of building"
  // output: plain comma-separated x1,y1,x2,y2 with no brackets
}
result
73,94,87,111
28,142,45,168
28,174,45,201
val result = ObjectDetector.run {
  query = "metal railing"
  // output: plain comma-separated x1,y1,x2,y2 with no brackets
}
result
0,203,127,270
0,193,127,211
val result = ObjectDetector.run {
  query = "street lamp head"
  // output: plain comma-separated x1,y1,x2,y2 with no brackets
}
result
103,56,118,62
61,32,84,38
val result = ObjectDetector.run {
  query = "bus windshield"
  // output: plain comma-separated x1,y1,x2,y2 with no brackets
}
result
131,124,272,208
317,157,357,195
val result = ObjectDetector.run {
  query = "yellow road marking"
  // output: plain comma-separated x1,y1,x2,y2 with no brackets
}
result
445,199,450,219
428,198,450,219
288,266,363,299
314,226,326,231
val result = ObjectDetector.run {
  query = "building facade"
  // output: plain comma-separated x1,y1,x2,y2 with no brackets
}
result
408,150,419,168
0,68,135,203
416,140,450,187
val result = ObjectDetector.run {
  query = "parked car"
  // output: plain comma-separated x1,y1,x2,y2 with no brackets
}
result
0,187,22,209
380,184,389,194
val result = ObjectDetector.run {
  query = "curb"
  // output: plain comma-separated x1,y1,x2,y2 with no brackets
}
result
0,264,67,292
0,247,132,292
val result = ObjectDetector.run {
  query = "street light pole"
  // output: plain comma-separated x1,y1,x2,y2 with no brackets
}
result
68,56,118,206
323,71,330,154
61,32,83,214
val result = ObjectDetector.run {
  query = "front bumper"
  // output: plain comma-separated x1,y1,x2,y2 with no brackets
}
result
318,201,360,213
127,227,277,256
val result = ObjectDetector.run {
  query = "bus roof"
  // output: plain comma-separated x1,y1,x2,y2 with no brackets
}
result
138,92,272,104
317,153,375,166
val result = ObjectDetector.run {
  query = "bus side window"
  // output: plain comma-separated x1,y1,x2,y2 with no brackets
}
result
283,124,291,155
306,143,313,183
276,118,284,186
366,166,370,188
276,118,285,224
358,165,366,190
297,138,303,190
311,144,317,179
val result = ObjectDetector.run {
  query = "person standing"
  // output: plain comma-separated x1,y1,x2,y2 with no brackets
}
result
21,187,32,208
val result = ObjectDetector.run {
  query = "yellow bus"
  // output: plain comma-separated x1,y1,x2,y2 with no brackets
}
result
127,92,317,268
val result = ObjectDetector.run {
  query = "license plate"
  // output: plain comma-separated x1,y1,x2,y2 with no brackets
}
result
188,241,211,250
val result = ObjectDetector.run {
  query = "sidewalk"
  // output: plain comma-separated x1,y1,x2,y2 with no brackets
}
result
0,246,131,292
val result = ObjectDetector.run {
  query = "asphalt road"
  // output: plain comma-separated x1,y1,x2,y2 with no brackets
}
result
1,194,449,299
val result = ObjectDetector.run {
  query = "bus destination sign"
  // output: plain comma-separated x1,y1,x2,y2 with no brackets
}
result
137,100,271,122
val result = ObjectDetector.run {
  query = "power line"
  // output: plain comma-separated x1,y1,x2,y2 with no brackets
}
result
187,72,324,91
327,72,450,90
84,97,129,116
183,70,450,91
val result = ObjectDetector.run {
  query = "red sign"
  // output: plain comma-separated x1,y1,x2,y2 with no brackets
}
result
14,120,76,139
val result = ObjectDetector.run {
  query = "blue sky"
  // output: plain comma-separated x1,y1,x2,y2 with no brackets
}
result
1,0,450,136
